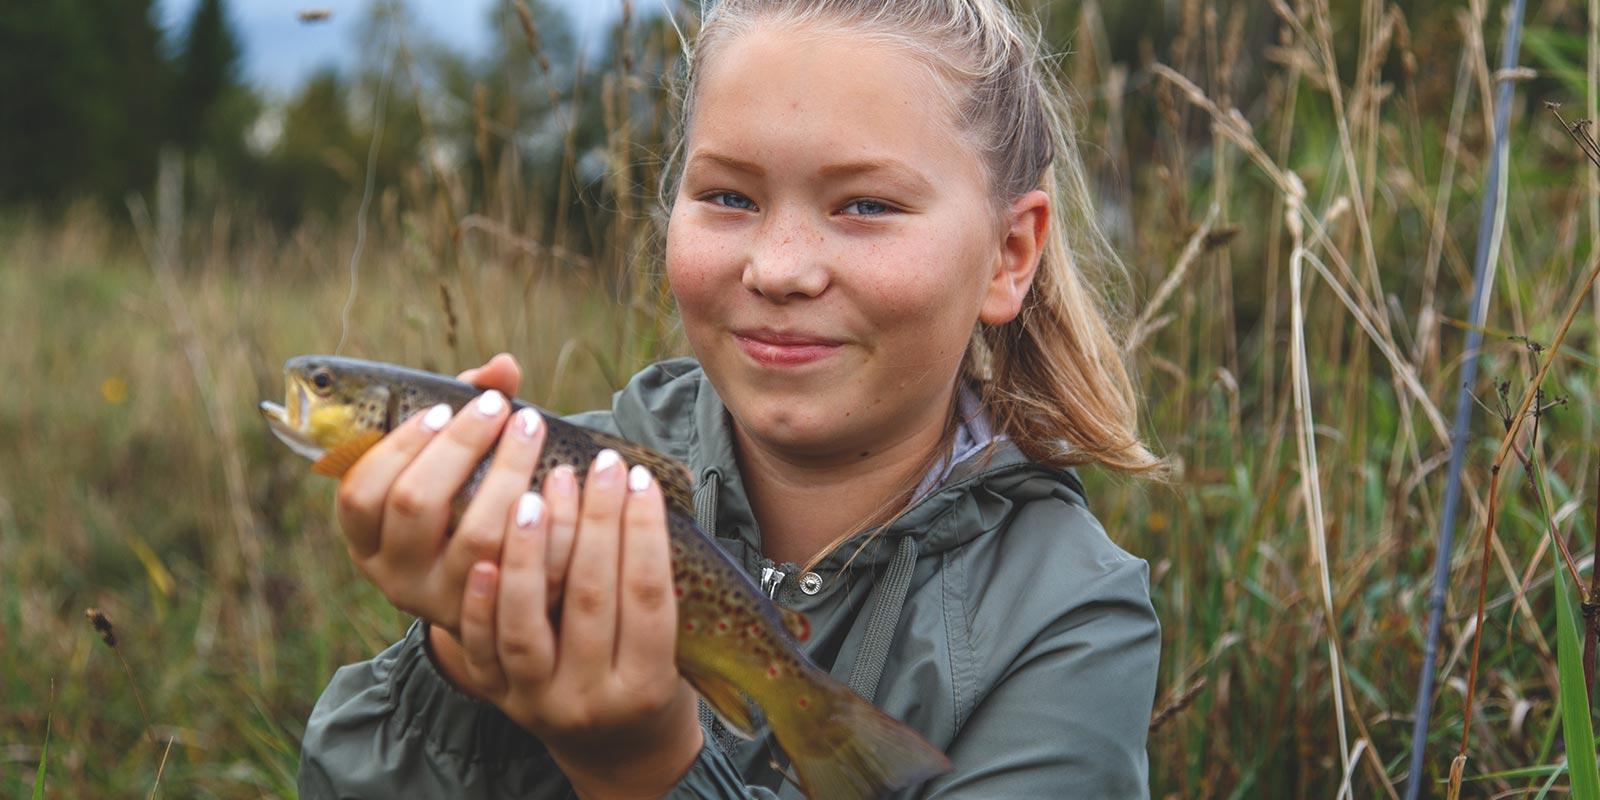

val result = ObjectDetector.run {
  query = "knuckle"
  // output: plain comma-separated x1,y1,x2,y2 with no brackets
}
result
454,523,502,563
335,480,377,517
387,482,435,520
566,584,608,616
626,580,670,613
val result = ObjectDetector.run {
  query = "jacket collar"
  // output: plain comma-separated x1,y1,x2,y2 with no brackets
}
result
645,359,1084,573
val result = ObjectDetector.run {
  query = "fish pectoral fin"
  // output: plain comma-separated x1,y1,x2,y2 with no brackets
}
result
311,430,384,478
779,607,811,642
684,668,758,740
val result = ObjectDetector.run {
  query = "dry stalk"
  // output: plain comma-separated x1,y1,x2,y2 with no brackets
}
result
1127,204,1218,350
1459,246,1600,756
85,608,158,746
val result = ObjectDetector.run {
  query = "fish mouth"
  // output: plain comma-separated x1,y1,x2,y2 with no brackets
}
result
259,379,327,462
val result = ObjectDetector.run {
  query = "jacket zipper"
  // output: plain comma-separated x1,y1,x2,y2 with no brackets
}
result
759,566,786,598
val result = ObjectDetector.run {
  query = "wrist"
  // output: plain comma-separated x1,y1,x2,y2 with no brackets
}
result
552,694,705,800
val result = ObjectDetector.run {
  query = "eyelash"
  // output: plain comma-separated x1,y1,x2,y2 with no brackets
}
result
701,192,899,217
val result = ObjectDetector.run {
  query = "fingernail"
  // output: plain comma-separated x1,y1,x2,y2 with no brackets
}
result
628,464,652,492
513,407,542,439
595,451,624,473
422,403,452,431
552,465,577,495
476,390,506,417
468,564,494,596
516,492,544,529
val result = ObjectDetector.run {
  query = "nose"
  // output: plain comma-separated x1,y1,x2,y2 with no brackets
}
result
742,211,830,302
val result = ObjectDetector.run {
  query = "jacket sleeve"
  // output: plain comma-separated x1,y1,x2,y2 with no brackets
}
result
299,620,790,799
926,556,1161,800
298,620,573,799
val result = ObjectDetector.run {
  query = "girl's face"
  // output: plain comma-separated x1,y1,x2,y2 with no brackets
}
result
667,24,1043,464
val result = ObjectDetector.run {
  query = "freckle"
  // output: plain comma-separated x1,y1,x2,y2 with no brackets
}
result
859,451,869,458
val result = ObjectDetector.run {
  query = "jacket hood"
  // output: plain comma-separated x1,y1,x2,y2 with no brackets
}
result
602,358,1088,572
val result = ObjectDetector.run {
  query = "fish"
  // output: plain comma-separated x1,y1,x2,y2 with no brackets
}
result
260,355,951,799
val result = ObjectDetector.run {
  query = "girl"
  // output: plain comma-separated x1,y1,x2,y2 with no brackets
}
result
299,0,1162,797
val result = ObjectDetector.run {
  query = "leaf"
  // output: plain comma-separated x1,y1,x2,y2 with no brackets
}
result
1555,565,1600,800
31,711,49,800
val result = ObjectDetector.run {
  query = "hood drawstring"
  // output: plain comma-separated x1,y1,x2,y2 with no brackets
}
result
848,535,919,702
693,467,721,537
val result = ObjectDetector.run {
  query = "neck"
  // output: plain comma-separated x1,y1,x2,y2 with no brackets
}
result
732,387,957,567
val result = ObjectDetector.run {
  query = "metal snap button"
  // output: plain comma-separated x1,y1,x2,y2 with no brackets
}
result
799,571,823,595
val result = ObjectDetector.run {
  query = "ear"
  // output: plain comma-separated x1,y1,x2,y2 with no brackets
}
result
979,190,1049,326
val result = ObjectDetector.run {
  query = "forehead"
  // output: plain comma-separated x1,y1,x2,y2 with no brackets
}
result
688,22,985,185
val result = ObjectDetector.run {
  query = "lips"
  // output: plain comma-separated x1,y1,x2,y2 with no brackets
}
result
732,328,843,367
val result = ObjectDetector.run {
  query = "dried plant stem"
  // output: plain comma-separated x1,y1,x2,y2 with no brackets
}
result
1127,204,1218,350
1460,245,1600,756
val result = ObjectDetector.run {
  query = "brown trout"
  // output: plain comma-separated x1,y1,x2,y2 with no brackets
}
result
260,355,950,799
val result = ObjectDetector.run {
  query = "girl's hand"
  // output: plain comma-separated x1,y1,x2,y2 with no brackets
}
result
333,353,533,634
455,452,704,799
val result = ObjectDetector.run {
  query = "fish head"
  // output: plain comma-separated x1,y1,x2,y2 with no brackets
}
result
260,355,395,466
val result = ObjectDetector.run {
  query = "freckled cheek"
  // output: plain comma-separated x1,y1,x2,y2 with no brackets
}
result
666,227,739,321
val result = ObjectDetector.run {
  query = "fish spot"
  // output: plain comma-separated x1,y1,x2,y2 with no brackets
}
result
766,664,780,679
716,620,730,633
796,696,810,709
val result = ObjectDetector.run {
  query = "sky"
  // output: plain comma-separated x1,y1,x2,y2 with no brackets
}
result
157,0,628,96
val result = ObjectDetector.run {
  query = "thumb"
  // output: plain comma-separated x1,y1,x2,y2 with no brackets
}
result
457,352,523,397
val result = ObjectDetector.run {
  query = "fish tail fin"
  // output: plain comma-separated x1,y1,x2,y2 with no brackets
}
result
768,677,950,800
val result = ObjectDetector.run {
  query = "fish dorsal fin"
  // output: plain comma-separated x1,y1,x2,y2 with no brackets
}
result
780,607,811,642
683,668,758,740
312,430,384,478
591,432,695,511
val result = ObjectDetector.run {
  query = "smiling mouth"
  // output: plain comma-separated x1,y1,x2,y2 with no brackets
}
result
733,333,843,367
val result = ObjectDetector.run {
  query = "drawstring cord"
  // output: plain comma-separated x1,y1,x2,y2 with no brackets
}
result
847,536,918,702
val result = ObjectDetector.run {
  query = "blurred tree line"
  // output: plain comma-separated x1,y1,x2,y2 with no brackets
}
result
0,0,660,237
0,0,1534,238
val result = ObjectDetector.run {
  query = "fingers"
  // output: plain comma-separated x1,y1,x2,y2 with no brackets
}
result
442,408,547,592
615,465,678,678
458,562,509,695
498,492,557,683
382,390,514,572
557,449,627,671
336,402,454,559
542,465,580,608
457,353,523,398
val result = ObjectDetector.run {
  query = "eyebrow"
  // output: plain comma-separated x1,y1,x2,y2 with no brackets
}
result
685,151,936,195
816,159,936,195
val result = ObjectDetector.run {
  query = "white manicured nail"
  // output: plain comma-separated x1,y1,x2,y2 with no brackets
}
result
476,390,506,417
514,407,542,438
516,492,544,529
628,464,652,492
422,403,452,431
594,448,622,473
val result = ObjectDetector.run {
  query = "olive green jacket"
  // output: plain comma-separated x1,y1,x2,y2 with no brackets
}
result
298,359,1160,798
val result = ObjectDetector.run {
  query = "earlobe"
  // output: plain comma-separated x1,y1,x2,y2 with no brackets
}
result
979,190,1050,326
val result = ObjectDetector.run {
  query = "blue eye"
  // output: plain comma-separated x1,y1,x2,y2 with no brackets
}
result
842,199,893,216
708,192,758,211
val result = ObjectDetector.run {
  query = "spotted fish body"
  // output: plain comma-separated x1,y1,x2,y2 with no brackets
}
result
260,355,950,799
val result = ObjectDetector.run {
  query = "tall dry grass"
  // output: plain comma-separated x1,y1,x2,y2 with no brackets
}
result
6,0,1600,796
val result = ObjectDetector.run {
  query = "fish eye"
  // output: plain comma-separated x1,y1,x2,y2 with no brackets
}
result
310,369,334,393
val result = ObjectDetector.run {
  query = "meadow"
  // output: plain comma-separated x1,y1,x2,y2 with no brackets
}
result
6,0,1600,796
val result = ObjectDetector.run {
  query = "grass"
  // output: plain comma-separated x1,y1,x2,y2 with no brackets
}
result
7,0,1600,796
